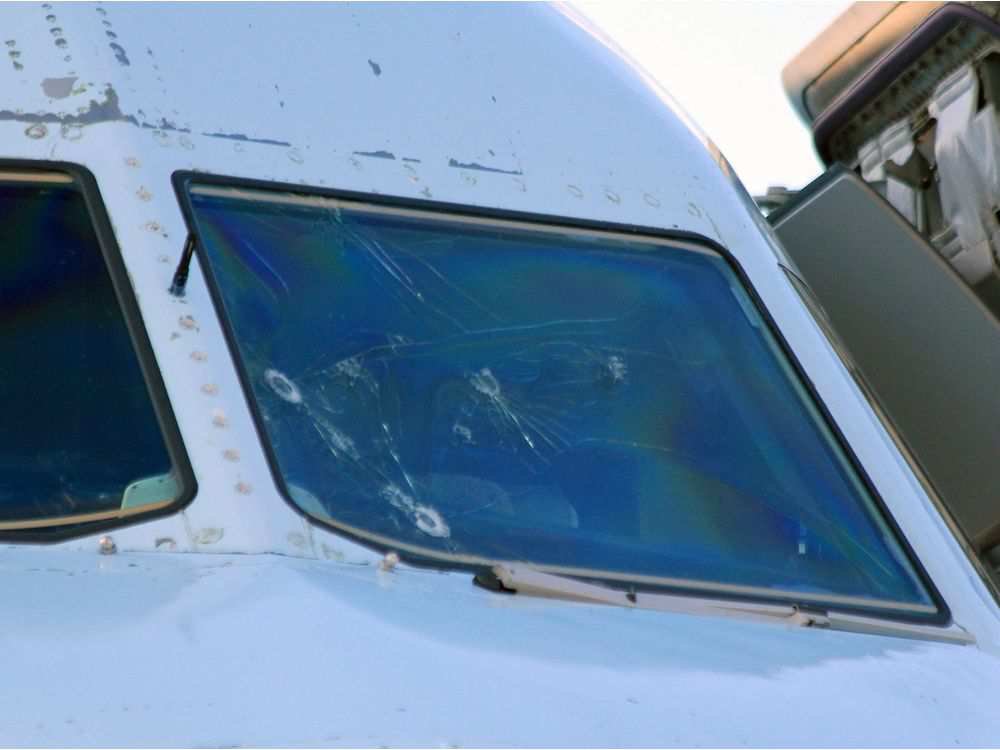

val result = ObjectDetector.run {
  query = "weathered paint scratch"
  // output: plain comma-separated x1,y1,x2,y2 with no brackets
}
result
109,42,130,66
140,118,191,133
41,76,77,99
201,131,292,147
0,85,139,127
353,150,395,160
7,40,24,71
368,58,382,76
448,158,523,176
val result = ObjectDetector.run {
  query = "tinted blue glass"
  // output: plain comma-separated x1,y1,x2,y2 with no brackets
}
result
0,179,173,526
189,186,933,612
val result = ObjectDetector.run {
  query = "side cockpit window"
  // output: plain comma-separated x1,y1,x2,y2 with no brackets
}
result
0,167,191,538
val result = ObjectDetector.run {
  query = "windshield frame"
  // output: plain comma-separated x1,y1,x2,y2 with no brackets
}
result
0,159,197,542
172,169,949,625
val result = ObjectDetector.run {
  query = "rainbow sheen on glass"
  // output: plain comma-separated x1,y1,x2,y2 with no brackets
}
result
189,186,934,614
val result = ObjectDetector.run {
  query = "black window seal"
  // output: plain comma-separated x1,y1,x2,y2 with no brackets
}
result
170,168,951,628
0,159,196,543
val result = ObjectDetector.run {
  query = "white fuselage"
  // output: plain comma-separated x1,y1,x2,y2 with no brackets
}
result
2,3,999,745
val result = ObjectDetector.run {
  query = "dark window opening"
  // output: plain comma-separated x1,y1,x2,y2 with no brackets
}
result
0,168,189,537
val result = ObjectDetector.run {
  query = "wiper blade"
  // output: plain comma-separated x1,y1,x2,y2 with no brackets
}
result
169,233,198,297
490,564,974,646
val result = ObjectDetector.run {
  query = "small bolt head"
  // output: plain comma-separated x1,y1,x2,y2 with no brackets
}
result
98,535,117,555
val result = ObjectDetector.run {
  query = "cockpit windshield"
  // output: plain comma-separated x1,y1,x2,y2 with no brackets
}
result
181,180,936,617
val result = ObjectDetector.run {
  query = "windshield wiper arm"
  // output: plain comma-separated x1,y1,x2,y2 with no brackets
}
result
169,233,198,297
489,564,974,646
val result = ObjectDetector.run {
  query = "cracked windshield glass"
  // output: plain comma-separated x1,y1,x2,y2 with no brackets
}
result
185,183,934,615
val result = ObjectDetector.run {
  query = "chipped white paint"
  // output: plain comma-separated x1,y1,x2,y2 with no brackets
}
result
0,2,998,746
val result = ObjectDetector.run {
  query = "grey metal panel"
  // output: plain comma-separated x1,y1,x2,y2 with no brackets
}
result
772,168,1000,551
782,2,941,124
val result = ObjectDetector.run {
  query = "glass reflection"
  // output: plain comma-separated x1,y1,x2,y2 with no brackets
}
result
188,184,934,614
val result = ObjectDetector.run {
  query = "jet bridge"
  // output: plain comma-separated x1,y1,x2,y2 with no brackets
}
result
772,169,1000,566
784,2,1000,313
777,1,1000,578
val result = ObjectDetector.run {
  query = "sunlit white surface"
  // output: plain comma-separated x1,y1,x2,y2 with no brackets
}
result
576,1,850,195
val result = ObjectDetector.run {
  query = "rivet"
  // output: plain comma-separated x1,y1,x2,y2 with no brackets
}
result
178,314,196,330
98,535,117,555
200,383,218,396
194,528,223,544
190,350,207,362
379,551,400,572
235,481,252,495
222,448,240,462
211,408,228,428
60,123,83,141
